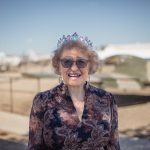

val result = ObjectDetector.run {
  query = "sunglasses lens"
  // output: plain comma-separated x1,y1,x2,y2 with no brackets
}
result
76,59,88,68
61,58,73,68
60,58,88,68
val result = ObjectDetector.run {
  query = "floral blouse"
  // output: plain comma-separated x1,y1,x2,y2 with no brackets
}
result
27,82,120,150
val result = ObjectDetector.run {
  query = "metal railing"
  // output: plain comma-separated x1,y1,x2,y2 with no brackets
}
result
0,76,44,114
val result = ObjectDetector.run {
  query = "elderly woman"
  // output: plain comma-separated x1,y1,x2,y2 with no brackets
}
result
27,33,120,150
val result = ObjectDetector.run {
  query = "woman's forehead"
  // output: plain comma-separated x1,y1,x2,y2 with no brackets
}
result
61,48,88,58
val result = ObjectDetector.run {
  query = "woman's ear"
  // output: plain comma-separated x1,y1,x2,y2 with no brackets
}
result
88,63,91,75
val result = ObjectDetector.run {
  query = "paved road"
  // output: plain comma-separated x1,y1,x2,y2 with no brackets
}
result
0,136,150,150
120,135,150,150
0,139,26,150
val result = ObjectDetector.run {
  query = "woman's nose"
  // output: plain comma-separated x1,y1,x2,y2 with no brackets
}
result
70,62,78,71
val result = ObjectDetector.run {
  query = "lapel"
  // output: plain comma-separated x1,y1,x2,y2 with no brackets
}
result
53,82,91,124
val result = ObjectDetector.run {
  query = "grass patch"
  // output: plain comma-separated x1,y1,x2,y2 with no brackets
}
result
114,56,147,81
100,77,118,88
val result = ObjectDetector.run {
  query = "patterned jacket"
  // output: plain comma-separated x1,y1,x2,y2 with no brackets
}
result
27,82,120,150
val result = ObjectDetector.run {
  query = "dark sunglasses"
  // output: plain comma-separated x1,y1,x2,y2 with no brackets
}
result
60,57,89,68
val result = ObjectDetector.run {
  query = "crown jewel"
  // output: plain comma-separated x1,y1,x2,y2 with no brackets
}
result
57,32,93,48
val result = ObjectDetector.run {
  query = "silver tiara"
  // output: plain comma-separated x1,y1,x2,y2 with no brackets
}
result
57,32,93,48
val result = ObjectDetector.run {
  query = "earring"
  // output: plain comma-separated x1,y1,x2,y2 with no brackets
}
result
88,75,90,83
87,75,90,87
88,75,91,83
59,75,63,84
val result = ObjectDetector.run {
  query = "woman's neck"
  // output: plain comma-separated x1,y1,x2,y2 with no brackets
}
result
68,85,85,101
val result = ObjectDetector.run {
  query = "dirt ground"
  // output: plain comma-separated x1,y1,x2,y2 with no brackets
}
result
118,102,150,140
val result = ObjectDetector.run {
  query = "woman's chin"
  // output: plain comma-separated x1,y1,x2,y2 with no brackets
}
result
67,81,83,87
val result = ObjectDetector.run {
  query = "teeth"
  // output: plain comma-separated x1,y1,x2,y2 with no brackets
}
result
68,73,80,77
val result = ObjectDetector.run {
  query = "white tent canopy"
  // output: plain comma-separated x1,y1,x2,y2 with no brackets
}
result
97,43,150,59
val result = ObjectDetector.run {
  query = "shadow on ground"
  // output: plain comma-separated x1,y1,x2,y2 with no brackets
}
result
0,139,26,150
115,94,150,107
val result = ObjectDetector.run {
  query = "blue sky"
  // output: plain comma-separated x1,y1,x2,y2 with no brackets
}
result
0,0,150,55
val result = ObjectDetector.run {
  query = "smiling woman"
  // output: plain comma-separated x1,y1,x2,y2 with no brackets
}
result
27,33,120,150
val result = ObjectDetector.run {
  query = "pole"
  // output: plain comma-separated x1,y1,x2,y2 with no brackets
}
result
10,77,13,112
37,78,41,92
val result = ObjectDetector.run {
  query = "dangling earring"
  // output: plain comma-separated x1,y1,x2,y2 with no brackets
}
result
88,75,90,83
87,75,90,87
59,75,63,84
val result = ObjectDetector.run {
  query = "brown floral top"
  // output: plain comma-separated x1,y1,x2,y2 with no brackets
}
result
27,82,120,150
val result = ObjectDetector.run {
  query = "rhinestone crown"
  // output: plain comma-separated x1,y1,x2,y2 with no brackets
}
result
57,32,93,48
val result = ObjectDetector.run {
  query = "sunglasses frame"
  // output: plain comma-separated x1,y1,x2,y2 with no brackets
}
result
60,57,89,68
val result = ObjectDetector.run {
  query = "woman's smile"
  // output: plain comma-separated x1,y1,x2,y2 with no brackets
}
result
67,72,81,79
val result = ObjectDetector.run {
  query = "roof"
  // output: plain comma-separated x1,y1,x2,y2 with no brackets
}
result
97,43,150,59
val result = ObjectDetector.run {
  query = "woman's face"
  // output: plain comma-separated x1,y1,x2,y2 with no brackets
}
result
59,48,89,87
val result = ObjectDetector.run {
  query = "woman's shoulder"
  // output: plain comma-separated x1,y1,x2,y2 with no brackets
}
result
89,84,117,107
32,84,62,105
31,90,51,109
89,84,115,101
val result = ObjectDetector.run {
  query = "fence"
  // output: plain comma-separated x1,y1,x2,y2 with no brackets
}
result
0,76,58,115
1,75,149,115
